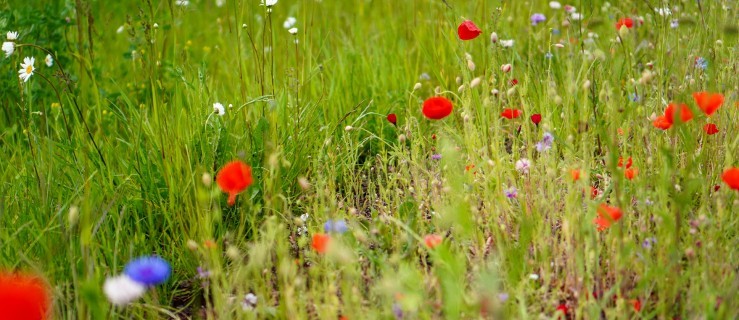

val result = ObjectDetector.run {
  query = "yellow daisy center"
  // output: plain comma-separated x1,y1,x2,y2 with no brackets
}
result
26,65,33,74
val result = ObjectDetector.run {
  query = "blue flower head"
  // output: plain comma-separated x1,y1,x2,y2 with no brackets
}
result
531,13,546,26
124,256,171,286
323,219,348,234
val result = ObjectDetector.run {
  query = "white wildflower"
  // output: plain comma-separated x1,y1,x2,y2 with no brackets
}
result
18,56,35,82
213,102,225,116
103,275,146,306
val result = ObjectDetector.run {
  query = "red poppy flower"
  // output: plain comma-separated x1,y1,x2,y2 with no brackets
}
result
594,204,623,231
722,167,739,191
424,234,442,249
664,103,693,124
631,299,642,312
531,114,542,126
422,97,454,120
312,234,331,254
216,160,254,206
570,169,581,181
0,271,51,320
652,116,672,130
556,304,568,317
693,92,724,116
510,79,518,86
616,18,634,29
500,109,522,119
703,123,719,135
590,186,599,199
387,113,397,126
625,168,638,180
618,157,633,169
457,20,482,40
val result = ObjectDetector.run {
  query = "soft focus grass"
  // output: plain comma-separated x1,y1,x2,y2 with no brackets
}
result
1,0,737,319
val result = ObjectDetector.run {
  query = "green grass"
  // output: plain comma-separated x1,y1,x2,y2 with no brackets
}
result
1,0,737,318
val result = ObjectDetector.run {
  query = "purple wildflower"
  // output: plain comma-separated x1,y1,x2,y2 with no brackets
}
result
498,292,509,302
392,303,404,319
531,13,546,26
642,237,657,249
504,186,518,199
670,19,679,28
431,154,442,160
536,132,554,152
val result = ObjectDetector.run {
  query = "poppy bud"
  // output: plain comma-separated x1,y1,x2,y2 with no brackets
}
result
467,60,476,71
344,126,353,131
490,32,498,43
413,82,422,91
501,64,512,73
298,177,311,190
457,20,482,40
470,77,482,88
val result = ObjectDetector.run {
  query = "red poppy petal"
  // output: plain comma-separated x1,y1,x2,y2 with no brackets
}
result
422,97,453,120
457,20,482,40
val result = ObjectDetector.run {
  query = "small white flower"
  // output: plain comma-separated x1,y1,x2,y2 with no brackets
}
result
655,7,671,16
242,293,258,311
45,54,53,67
570,12,583,20
216,0,226,7
500,39,514,48
283,16,297,29
529,273,540,280
2,41,14,57
260,0,277,7
175,0,189,6
6,31,18,40
213,102,225,116
515,158,531,174
18,56,35,82
549,1,561,9
117,25,125,34
103,275,147,306
300,213,309,222
288,27,298,35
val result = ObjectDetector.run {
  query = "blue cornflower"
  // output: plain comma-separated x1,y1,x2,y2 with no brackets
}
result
323,219,348,234
531,13,546,26
545,52,553,59
670,19,679,29
498,292,510,302
694,57,708,70
124,256,171,286
629,93,640,102
551,29,561,35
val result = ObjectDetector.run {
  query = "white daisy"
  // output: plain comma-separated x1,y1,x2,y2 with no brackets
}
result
283,17,297,29
515,158,531,174
288,27,298,35
213,102,225,116
6,31,18,40
216,0,226,7
549,1,561,9
570,12,583,20
45,54,53,67
261,0,277,7
2,41,14,57
103,275,147,306
18,56,35,82
500,39,514,48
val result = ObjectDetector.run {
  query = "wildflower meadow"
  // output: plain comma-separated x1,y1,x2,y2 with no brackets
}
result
1,0,738,319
